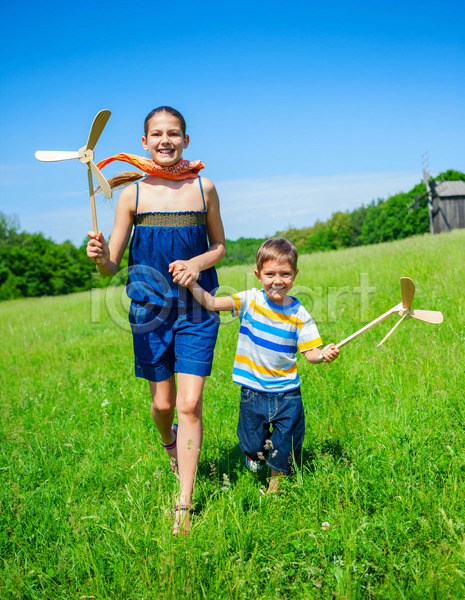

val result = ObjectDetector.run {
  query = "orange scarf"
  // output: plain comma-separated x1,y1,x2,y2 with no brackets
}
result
96,153,205,180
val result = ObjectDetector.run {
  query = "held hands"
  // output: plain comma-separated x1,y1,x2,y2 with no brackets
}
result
320,343,340,363
169,259,200,287
87,231,110,266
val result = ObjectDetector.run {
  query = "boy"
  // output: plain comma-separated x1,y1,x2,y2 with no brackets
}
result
179,237,339,493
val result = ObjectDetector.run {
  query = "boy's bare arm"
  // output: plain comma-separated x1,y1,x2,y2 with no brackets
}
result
189,282,234,312
304,344,340,364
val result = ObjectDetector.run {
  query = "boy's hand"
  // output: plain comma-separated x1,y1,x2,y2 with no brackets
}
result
169,259,200,286
320,343,340,363
174,267,191,288
169,261,187,281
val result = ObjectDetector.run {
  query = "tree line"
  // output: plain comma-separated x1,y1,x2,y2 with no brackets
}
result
0,170,463,300
0,215,94,301
219,170,465,266
0,215,130,301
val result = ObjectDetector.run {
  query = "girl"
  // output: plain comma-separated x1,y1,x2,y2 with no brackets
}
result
86,106,226,534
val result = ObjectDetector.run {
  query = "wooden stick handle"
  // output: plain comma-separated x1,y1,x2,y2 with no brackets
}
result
87,166,98,233
336,305,400,349
376,314,407,348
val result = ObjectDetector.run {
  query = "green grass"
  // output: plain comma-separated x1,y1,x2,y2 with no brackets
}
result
1,230,465,599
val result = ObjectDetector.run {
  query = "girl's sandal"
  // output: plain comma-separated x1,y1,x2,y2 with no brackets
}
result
173,505,192,535
161,423,178,477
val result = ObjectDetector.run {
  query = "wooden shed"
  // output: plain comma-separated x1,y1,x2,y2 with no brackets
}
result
427,179,465,234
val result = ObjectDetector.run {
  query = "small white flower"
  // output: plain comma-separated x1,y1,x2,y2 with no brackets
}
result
221,473,231,490
101,399,109,407
322,521,330,531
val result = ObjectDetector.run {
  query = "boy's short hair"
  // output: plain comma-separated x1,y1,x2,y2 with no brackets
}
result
256,237,298,272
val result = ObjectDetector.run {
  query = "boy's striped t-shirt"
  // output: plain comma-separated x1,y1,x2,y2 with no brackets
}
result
230,288,322,392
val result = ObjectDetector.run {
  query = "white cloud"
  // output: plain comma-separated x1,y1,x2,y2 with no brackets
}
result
0,164,33,186
20,201,116,246
216,171,420,239
17,170,420,245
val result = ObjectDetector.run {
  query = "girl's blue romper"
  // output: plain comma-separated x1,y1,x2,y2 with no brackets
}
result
127,179,220,382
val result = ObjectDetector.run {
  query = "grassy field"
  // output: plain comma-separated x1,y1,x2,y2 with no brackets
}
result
1,230,465,599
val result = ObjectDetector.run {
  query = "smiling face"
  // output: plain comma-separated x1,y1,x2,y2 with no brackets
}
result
255,259,298,305
142,112,189,166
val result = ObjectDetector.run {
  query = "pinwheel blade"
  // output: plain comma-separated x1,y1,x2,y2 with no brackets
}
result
35,151,79,162
400,277,415,310
90,160,113,199
86,109,111,151
411,309,444,324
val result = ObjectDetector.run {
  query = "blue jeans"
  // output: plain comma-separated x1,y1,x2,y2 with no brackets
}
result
237,386,305,474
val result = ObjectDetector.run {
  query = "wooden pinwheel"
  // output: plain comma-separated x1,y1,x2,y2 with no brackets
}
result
35,110,112,233
336,277,443,349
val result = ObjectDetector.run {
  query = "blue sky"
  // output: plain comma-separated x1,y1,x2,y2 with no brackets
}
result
1,0,464,246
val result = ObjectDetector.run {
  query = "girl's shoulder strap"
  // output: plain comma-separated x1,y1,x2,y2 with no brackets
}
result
134,182,139,214
198,177,206,211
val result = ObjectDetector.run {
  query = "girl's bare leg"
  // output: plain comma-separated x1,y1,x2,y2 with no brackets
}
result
173,373,206,533
148,377,177,464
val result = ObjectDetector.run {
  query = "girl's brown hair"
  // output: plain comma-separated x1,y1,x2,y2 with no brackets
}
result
256,237,298,272
100,106,187,192
144,106,186,136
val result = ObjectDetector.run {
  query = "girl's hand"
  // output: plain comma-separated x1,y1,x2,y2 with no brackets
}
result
320,343,340,363
87,231,110,265
169,261,187,277
169,259,200,286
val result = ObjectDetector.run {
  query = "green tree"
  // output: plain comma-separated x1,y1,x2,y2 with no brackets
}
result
328,211,352,248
